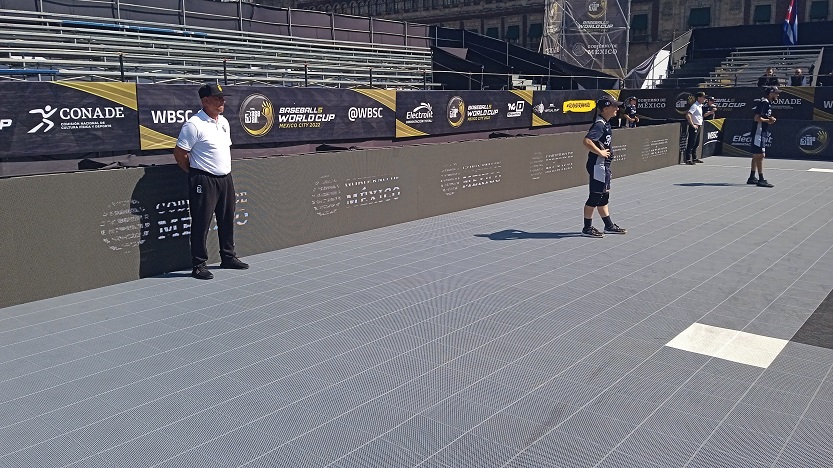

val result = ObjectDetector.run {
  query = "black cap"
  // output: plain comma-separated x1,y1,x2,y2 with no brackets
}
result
627,96,637,102
596,95,623,108
765,86,781,95
695,91,707,98
198,83,228,99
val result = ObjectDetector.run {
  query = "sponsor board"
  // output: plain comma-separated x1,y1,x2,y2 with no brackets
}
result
530,90,599,127
0,82,139,157
396,90,531,138
720,118,833,159
138,85,395,148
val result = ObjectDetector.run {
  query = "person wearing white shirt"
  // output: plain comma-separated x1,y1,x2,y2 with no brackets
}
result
684,91,707,165
174,83,248,280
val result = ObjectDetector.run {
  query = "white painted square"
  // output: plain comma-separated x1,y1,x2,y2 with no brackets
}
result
808,168,833,173
665,322,788,368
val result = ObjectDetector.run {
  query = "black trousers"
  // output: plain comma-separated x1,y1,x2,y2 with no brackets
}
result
188,168,237,266
685,125,701,161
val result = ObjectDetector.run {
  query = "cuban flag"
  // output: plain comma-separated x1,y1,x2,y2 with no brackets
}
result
783,0,798,45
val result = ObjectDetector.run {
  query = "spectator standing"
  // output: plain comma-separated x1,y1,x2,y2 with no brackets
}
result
173,83,249,280
684,91,707,164
624,96,639,128
703,96,718,120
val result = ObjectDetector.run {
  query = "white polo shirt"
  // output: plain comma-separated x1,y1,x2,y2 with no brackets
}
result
687,101,704,126
176,109,232,176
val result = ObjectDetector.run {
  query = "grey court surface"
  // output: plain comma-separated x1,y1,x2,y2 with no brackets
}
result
2,156,833,468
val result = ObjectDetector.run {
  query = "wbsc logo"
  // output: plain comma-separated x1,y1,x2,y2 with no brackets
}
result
447,96,466,128
797,126,829,155
587,0,607,18
239,93,274,137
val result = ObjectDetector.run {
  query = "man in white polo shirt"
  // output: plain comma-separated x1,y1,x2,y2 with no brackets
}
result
174,83,248,280
684,91,707,165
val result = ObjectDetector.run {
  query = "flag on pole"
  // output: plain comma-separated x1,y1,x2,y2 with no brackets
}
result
783,0,798,45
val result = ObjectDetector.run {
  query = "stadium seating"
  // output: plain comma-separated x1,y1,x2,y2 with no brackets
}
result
706,45,824,87
0,8,433,88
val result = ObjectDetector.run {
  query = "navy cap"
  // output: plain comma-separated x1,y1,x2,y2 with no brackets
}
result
596,95,623,108
198,83,228,99
627,96,637,102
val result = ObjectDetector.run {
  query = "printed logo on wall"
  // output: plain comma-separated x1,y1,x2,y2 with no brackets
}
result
347,107,384,122
447,96,466,128
441,161,503,195
440,163,461,196
101,192,248,252
0,118,13,130
149,109,194,125
533,102,561,114
507,101,525,118
797,126,829,155
100,200,147,252
312,175,342,216
563,100,596,113
405,102,433,124
239,93,274,137
587,0,607,18
27,104,126,133
675,92,695,115
310,174,401,215
530,151,575,180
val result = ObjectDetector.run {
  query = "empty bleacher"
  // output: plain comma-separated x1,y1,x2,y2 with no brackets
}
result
706,45,825,87
0,7,433,88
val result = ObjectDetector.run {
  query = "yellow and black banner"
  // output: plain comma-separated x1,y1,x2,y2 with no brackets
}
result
620,87,819,122
0,82,139,158
529,90,600,127
395,90,533,138
137,85,396,149
721,118,832,159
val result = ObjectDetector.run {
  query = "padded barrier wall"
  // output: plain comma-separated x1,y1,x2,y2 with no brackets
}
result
0,124,679,308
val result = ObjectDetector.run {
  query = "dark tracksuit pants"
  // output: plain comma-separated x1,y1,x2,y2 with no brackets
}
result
188,168,237,266
685,124,700,161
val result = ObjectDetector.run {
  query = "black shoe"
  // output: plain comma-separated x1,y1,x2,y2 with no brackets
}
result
220,256,249,269
694,159,704,163
756,179,774,188
685,160,695,165
604,224,627,234
192,264,213,280
581,226,604,238
747,176,759,184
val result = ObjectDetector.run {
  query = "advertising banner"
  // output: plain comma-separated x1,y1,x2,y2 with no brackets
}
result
621,87,817,122
701,118,724,157
0,82,140,158
813,86,833,121
395,90,533,138
556,0,630,77
720,118,832,160
137,85,396,149
543,0,565,57
530,89,601,127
